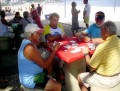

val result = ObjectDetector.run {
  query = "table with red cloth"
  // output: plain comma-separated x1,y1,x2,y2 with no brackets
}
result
56,37,95,63
51,37,96,91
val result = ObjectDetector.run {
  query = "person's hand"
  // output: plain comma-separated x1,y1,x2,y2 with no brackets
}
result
93,42,99,48
75,32,81,37
47,42,53,48
61,34,67,39
82,46,89,54
53,43,60,51
83,17,84,19
75,32,83,41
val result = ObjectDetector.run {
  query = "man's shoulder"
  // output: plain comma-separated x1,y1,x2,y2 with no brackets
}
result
44,24,50,28
85,23,96,32
87,3,91,7
89,23,97,28
43,25,50,34
85,3,91,9
37,6,41,9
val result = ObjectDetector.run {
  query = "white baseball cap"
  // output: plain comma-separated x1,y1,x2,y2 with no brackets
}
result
24,24,43,34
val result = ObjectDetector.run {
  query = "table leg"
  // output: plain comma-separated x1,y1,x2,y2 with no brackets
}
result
64,59,86,91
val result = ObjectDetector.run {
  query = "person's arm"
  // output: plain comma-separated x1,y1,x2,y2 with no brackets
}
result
41,6,43,14
1,18,11,26
9,18,14,24
37,42,50,48
46,34,62,42
76,31,88,37
35,17,43,28
83,10,86,19
81,37,104,43
24,43,60,69
92,38,104,43
78,10,80,14
72,8,80,16
75,31,90,42
82,47,96,72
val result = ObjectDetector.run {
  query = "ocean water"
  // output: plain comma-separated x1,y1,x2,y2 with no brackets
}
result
65,0,120,7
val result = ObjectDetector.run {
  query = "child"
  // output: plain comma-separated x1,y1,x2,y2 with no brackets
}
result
71,1,80,36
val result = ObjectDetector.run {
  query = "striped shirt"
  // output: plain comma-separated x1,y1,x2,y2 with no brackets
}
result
89,35,120,76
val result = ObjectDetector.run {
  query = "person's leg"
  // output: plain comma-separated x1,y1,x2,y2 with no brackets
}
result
46,63,53,79
45,79,61,91
77,73,88,91
71,17,76,36
35,76,49,89
84,16,89,28
52,59,65,81
86,24,89,28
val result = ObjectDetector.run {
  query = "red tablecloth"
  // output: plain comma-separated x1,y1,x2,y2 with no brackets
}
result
56,37,95,63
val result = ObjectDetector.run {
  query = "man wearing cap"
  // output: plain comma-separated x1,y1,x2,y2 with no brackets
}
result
18,24,61,91
76,11,105,43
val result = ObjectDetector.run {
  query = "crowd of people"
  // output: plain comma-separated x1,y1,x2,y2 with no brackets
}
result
0,0,120,91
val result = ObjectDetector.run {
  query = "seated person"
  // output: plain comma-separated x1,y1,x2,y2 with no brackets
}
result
76,11,105,43
19,11,34,32
0,10,14,38
43,13,66,42
18,24,61,91
9,11,23,31
9,12,23,49
9,12,22,24
43,13,66,81
77,21,120,91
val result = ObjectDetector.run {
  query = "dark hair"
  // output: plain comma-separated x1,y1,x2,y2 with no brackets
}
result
71,2,76,7
15,12,20,15
23,11,29,18
95,11,105,20
31,4,34,7
0,10,5,17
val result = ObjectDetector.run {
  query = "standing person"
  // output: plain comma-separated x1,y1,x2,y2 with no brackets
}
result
18,24,61,91
71,1,80,36
9,12,23,49
30,4,36,14
83,0,91,28
77,21,120,91
37,4,43,16
0,10,14,38
31,9,43,29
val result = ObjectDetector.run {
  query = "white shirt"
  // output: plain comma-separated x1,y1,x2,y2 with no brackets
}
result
84,3,91,17
0,19,9,35
50,27,64,36
0,19,14,38
19,17,34,30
